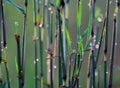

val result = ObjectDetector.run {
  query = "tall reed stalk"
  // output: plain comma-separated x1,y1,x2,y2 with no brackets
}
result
37,0,44,88
104,0,110,88
1,0,11,88
108,15,116,88
95,18,106,69
56,0,66,87
0,6,2,87
0,0,2,65
15,33,23,88
1,0,6,48
50,11,54,88
3,48,10,88
33,0,38,88
91,0,96,87
21,0,28,83
108,1,118,87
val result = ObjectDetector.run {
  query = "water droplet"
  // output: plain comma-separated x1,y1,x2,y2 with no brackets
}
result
1,49,3,52
48,7,51,11
95,44,99,49
95,71,98,76
88,3,91,8
110,1,112,4
54,66,56,69
39,23,43,28
93,35,96,39
97,17,102,22
36,58,39,62
51,11,53,14
5,46,7,49
90,43,92,46
15,21,19,25
34,61,36,64
94,39,96,42
115,43,117,46
106,72,108,74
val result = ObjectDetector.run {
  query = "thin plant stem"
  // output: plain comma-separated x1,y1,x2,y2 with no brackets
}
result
1,0,7,48
3,49,10,88
34,39,38,88
58,8,62,86
37,0,44,88
104,0,110,87
97,66,101,88
1,1,11,87
21,0,28,79
15,34,23,88
33,0,38,87
90,0,96,87
95,18,106,69
0,0,2,63
50,11,54,88
108,11,117,88
58,8,66,86
87,52,92,88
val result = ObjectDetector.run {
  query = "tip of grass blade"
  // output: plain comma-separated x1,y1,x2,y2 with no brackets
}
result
15,21,19,35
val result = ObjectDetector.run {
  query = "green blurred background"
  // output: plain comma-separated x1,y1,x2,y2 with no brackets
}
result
1,0,120,88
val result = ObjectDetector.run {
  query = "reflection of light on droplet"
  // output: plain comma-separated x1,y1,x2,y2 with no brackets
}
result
77,77,80,79
1,41,3,44
62,28,63,32
90,43,92,47
110,1,112,4
90,43,92,46
106,72,108,74
39,23,43,28
114,13,116,17
34,61,36,64
1,49,3,52
97,17,102,22
95,44,99,49
48,7,51,11
36,58,39,62
54,66,56,69
95,71,98,76
94,35,96,39
45,3,47,6
51,11,53,14
88,3,91,8
98,41,100,44
115,43,117,46
72,49,76,53
15,21,18,25
5,47,7,49
48,69,50,72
